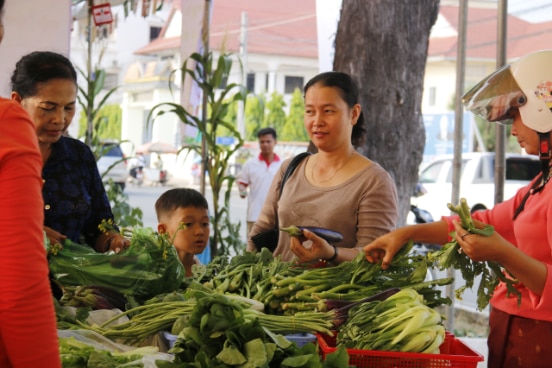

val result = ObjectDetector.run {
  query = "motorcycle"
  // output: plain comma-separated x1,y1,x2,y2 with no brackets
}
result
128,166,144,186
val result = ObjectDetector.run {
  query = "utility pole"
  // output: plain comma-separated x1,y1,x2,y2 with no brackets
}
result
85,0,94,146
494,0,508,205
237,11,248,138
199,0,212,195
449,0,469,333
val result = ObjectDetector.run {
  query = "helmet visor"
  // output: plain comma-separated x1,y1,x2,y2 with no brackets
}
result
462,64,527,124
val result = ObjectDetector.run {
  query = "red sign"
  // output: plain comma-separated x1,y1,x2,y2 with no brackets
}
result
91,3,113,26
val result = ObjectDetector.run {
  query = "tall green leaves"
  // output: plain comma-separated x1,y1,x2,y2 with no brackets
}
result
76,66,119,146
151,52,247,257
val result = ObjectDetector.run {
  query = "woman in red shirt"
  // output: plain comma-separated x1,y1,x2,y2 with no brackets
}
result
364,50,552,368
0,1,61,366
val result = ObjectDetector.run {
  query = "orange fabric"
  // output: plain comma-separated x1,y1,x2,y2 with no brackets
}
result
0,98,61,367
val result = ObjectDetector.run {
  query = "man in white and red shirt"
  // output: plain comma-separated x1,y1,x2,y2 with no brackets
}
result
237,127,282,237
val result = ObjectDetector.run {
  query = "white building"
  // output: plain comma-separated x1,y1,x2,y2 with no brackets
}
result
66,0,552,180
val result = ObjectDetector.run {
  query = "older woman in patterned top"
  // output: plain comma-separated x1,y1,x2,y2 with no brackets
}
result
11,51,129,253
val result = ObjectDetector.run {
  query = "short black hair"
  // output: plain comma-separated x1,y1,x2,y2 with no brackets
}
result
155,188,209,221
257,127,277,140
304,71,366,147
11,51,77,98
0,0,5,13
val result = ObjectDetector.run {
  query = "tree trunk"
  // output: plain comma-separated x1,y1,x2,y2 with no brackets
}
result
334,0,440,225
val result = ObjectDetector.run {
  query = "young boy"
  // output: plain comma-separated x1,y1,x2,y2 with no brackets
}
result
155,188,210,277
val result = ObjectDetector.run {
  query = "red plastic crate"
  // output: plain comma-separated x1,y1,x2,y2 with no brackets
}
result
317,332,484,368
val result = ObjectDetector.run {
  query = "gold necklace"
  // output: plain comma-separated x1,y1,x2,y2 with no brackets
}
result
311,153,354,184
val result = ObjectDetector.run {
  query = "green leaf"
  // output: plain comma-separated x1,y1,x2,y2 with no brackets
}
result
281,354,315,367
216,340,247,365
240,338,269,368
93,69,106,96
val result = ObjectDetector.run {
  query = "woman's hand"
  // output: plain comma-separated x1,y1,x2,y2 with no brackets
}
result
289,228,335,263
99,232,130,253
44,226,67,247
453,219,510,262
364,221,450,269
363,228,410,270
454,219,547,294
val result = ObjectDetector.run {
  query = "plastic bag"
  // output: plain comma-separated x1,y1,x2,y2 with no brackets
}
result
49,228,185,301
58,329,174,367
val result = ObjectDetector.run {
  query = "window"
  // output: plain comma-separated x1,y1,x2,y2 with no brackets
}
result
246,73,255,92
419,161,446,184
444,159,467,184
150,26,162,41
505,158,541,181
284,76,304,94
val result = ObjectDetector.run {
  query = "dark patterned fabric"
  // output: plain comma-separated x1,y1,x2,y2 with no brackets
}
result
489,307,552,368
42,136,114,247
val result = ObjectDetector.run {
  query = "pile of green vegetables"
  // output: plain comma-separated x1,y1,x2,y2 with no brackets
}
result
337,288,445,354
49,228,185,302
193,244,453,315
155,291,349,368
84,287,335,345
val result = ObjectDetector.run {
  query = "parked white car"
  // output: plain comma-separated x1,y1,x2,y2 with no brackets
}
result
96,140,128,190
412,152,541,221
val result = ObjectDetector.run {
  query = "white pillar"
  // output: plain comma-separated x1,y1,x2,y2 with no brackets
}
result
267,70,277,94
0,0,72,96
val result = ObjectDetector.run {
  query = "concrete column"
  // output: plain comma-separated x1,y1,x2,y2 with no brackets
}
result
267,70,277,94
0,0,72,96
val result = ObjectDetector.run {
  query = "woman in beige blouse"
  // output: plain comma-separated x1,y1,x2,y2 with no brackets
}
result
248,71,399,264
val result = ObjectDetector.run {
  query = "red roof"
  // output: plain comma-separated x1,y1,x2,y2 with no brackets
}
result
136,2,552,62
136,0,317,58
433,5,552,60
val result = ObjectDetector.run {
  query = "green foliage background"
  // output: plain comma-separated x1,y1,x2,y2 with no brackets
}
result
78,104,123,140
242,89,307,142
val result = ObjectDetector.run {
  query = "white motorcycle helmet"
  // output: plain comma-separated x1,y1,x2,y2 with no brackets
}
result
463,49,552,181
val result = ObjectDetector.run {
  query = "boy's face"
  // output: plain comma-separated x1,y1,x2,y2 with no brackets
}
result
158,207,210,255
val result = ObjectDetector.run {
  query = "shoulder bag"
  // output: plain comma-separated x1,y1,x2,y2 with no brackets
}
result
251,151,311,252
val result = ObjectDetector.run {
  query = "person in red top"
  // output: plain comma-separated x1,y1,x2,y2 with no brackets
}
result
364,50,552,368
236,127,282,236
0,1,61,367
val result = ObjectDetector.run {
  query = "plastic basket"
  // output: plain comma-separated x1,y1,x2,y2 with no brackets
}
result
317,332,484,368
161,331,178,349
284,333,317,347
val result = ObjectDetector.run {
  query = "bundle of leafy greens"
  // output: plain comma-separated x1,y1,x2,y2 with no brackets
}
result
156,291,349,368
193,245,453,315
49,227,185,302
428,198,521,310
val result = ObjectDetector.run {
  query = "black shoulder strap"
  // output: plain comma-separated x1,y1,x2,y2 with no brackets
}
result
278,152,311,199
513,172,543,220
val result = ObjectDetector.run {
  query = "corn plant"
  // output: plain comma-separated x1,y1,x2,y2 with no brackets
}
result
150,51,248,257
